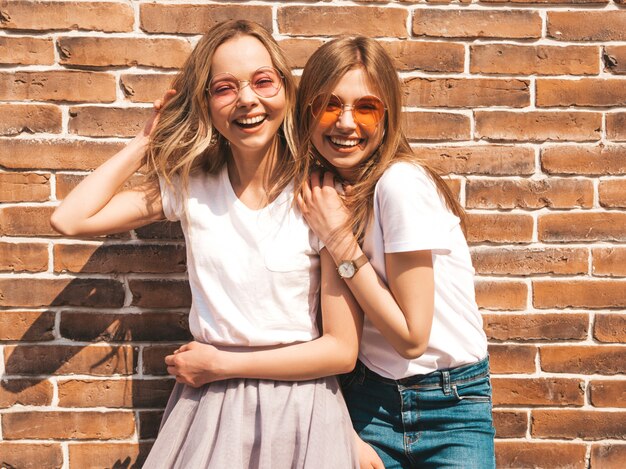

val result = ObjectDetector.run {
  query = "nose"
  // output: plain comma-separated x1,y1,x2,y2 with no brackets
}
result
236,81,258,106
335,105,357,131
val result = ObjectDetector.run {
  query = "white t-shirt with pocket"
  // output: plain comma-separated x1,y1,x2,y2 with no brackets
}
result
359,162,488,379
159,166,322,346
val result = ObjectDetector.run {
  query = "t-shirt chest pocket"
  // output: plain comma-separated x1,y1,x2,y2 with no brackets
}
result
262,219,317,274
264,240,313,273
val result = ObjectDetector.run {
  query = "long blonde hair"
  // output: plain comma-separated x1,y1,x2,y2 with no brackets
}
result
146,20,297,202
295,36,464,241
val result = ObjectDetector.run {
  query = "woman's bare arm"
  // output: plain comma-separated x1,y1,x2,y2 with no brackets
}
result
165,248,363,385
50,92,175,236
297,172,434,360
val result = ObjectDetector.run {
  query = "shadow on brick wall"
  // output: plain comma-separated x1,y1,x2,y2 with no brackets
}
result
1,221,191,468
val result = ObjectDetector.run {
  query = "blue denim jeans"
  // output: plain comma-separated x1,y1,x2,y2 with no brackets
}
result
341,357,495,469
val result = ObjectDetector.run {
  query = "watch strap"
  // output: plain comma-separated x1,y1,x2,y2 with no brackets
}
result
352,254,368,271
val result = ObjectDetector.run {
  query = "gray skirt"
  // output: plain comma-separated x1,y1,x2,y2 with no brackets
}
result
142,376,359,468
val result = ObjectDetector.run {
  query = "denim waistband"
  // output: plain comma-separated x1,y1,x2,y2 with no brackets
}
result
355,356,490,390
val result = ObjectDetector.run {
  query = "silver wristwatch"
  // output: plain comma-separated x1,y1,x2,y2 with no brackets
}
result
337,254,368,279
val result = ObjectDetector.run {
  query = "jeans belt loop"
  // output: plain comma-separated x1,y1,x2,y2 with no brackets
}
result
442,370,452,395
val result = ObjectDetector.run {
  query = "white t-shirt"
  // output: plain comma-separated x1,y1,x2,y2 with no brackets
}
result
159,166,322,346
359,162,488,379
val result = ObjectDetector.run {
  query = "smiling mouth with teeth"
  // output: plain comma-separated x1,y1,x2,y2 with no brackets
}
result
235,114,267,128
329,136,362,147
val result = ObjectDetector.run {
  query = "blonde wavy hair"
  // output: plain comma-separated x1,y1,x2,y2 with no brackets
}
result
295,36,464,241
146,20,297,203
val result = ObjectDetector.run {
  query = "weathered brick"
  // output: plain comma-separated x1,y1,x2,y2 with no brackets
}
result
278,39,324,69
417,145,535,176
403,78,529,108
484,313,588,341
0,278,125,308
493,410,527,438
0,71,116,102
495,441,586,469
466,178,593,209
58,379,174,408
589,380,626,408
534,280,626,309
4,345,136,376
591,444,626,468
0,242,48,272
0,172,50,202
540,346,625,374
2,411,135,440
403,112,470,141
69,443,151,469
120,74,176,103
599,180,626,208
538,213,626,242
472,247,588,275
0,443,63,469
548,12,626,41
0,205,58,237
471,44,599,75
58,37,191,69
412,10,541,39
606,112,626,140
488,344,536,374
0,310,55,341
140,3,272,34
138,410,163,439
475,280,528,310
475,111,602,142
594,314,626,343
134,221,184,240
605,46,626,75
537,79,626,107
542,145,626,175
55,174,85,199
129,279,191,308
482,0,607,3
68,106,153,138
466,213,534,244
0,379,54,408
54,243,186,274
0,1,134,32
383,41,465,72
0,36,54,65
532,409,626,440
0,103,61,136
594,248,626,277
0,139,125,171
279,6,407,38
493,378,584,406
142,345,179,376
60,312,191,342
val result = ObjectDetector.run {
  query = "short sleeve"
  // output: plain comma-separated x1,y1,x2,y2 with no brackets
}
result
158,174,184,222
376,162,459,254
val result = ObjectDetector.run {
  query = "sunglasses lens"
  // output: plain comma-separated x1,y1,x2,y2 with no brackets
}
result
311,94,385,127
209,75,239,104
250,68,282,98
354,97,385,127
209,68,283,104
311,95,342,125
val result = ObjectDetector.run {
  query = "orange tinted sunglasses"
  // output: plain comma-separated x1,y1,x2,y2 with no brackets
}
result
310,94,386,128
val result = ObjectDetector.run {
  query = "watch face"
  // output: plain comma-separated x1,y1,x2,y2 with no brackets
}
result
338,261,356,278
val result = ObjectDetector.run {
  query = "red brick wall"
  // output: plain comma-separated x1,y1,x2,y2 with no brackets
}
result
1,1,625,468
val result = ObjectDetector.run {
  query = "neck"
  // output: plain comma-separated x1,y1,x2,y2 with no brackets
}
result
337,167,359,185
227,138,280,206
